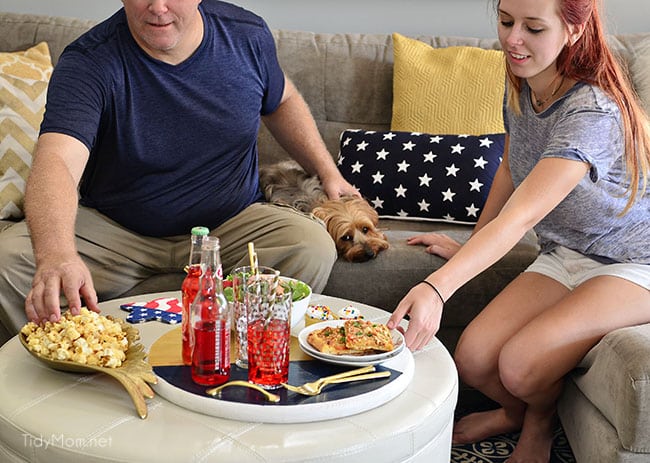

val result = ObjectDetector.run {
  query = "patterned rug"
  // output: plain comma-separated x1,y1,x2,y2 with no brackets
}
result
451,391,576,463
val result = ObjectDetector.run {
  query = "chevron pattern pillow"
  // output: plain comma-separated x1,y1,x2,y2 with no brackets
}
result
391,33,505,136
0,42,53,220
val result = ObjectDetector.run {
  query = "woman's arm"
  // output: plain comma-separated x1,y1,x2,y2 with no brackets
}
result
390,155,590,350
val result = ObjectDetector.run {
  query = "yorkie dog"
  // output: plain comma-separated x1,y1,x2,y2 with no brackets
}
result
259,160,389,262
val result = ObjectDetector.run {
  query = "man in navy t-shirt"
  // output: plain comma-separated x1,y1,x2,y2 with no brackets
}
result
0,0,357,330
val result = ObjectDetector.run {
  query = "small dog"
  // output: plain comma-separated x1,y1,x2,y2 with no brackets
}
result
259,160,389,262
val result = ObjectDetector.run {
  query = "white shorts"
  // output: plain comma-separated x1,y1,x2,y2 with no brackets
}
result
525,246,650,291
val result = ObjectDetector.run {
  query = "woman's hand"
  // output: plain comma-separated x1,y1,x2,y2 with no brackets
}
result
387,281,444,351
407,233,461,259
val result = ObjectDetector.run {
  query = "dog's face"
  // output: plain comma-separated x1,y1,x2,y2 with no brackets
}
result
312,197,389,263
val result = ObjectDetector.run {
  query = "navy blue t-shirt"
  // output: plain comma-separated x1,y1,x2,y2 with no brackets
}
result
40,1,285,236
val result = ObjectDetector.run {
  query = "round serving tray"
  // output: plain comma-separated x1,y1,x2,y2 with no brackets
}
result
149,329,414,423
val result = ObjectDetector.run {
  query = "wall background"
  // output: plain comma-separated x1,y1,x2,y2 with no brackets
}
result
1,0,648,38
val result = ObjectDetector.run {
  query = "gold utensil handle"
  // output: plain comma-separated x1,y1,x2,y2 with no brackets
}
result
326,371,391,384
206,380,281,403
318,365,376,383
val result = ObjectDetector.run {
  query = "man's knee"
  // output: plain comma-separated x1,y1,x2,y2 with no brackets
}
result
0,222,35,334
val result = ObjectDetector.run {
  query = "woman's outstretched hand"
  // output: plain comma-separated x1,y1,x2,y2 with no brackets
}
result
407,233,461,259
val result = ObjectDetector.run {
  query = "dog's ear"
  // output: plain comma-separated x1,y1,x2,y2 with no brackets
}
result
311,205,329,223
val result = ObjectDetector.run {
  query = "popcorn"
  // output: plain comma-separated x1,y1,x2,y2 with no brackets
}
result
21,308,129,368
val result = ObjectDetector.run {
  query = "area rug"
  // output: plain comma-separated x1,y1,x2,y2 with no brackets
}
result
451,427,575,462
451,391,576,462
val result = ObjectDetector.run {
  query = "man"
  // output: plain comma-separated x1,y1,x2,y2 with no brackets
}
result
0,0,356,334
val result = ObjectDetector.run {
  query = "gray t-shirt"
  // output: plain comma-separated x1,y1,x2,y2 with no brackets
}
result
505,81,649,264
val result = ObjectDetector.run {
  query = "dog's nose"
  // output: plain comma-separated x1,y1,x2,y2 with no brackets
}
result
364,248,377,259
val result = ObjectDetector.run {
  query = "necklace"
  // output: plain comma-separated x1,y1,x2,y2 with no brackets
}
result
532,74,565,108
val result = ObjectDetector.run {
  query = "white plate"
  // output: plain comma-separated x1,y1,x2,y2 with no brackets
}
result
298,320,405,366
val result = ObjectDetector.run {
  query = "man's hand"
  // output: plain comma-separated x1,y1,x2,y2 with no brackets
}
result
386,282,444,351
407,233,461,259
321,176,361,201
25,255,100,324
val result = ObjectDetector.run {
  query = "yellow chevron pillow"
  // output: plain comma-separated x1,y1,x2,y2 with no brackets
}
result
391,33,505,135
0,42,53,220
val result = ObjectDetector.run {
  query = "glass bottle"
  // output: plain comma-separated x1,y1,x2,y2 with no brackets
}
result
190,236,231,386
181,226,210,366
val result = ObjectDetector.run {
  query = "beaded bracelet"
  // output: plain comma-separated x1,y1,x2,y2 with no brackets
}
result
419,280,445,305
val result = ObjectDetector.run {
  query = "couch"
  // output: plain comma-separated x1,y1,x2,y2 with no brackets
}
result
1,11,649,463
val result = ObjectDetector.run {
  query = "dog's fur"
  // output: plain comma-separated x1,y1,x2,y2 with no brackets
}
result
259,160,389,262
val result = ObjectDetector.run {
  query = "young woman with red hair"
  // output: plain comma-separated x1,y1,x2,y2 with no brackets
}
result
389,0,650,460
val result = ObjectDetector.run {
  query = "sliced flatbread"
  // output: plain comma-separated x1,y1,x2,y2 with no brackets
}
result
344,320,394,352
307,325,368,356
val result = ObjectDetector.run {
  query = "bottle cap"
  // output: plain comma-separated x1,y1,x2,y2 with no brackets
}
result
191,226,210,236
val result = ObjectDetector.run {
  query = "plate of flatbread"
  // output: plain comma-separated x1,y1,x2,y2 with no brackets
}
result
298,319,405,366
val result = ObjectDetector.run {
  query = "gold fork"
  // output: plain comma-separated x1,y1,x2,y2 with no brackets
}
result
281,365,391,396
205,380,281,403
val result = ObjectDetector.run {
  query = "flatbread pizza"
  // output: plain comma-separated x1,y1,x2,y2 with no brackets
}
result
307,320,395,356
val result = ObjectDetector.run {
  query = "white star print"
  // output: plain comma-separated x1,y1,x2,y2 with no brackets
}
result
443,213,455,221
395,184,407,197
356,141,369,151
479,137,494,148
383,132,396,140
372,171,385,184
469,178,484,192
397,210,409,217
418,173,432,187
466,203,480,217
397,160,410,172
337,156,345,166
446,164,460,177
430,135,443,143
402,141,416,151
423,151,437,163
372,197,384,209
342,137,351,147
442,188,456,202
451,143,465,154
376,149,389,160
458,134,470,138
474,156,488,169
410,132,423,136
417,199,430,212
351,161,363,173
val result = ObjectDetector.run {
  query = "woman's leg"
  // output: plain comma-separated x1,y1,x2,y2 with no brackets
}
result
500,275,650,462
452,271,569,444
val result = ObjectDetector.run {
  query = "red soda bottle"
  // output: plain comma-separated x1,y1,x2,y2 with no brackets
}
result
181,226,210,365
191,236,231,386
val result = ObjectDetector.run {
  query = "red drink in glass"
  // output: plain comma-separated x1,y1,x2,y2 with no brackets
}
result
247,318,290,388
191,318,230,386
181,265,201,365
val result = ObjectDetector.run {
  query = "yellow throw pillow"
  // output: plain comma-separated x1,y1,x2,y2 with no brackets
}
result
391,33,505,135
0,42,53,220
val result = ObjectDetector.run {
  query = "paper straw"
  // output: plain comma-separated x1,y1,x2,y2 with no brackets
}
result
248,242,255,270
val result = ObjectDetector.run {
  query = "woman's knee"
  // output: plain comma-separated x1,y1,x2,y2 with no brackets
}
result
454,332,499,387
498,341,545,400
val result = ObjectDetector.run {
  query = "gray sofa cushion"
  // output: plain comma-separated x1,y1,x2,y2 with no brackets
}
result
569,324,650,452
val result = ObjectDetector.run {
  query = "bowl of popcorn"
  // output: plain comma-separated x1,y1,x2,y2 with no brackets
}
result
19,308,157,419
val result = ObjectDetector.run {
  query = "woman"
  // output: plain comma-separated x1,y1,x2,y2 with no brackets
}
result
387,0,650,460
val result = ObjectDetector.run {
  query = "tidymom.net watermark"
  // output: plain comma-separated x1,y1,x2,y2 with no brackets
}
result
23,433,112,450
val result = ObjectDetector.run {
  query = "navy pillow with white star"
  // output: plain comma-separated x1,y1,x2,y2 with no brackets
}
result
337,129,505,224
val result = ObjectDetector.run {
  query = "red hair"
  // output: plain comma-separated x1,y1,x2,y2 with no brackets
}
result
501,0,649,213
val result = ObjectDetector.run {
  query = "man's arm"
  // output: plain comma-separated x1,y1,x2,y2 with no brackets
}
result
261,76,359,200
23,132,99,324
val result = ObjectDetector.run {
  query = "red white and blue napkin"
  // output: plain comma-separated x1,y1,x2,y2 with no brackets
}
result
120,297,183,324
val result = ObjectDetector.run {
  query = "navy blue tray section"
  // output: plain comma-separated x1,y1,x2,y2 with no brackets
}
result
154,361,400,406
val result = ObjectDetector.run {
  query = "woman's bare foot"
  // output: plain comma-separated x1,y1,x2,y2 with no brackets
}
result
452,408,523,444
506,411,556,463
